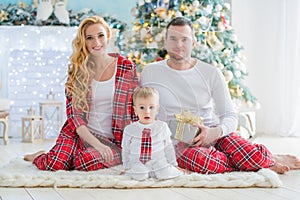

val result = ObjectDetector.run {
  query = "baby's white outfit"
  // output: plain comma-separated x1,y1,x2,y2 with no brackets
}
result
122,121,182,180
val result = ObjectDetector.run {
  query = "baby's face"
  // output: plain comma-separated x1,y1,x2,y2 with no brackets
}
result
134,96,159,125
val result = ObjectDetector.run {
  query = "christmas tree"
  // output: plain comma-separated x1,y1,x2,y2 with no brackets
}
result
123,0,258,109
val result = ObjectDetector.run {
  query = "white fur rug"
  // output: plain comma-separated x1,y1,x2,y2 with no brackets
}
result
0,158,282,188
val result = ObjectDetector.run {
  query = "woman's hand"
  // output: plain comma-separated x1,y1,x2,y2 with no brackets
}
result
76,125,114,163
95,143,114,163
192,125,222,147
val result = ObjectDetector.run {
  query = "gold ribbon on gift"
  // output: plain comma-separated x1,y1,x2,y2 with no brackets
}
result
174,110,203,141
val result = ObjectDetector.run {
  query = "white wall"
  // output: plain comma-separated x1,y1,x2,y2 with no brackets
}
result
231,0,285,134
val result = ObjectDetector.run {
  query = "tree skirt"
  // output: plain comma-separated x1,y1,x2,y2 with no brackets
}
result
0,158,282,188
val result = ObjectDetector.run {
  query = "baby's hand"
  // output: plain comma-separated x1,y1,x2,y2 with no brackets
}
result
120,170,126,175
176,167,191,174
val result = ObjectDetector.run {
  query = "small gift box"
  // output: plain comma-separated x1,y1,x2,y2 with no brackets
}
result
169,110,203,144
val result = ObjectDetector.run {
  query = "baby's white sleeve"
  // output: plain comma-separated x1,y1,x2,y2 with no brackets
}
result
121,130,131,170
163,124,178,166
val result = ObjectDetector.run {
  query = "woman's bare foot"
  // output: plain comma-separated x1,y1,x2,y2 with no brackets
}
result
274,154,300,170
24,150,46,162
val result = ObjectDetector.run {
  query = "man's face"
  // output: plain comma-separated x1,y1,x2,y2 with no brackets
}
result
165,25,195,61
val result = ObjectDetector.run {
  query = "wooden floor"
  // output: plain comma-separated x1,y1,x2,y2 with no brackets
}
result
0,134,299,200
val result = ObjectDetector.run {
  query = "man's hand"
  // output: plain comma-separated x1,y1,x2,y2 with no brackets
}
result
192,125,222,147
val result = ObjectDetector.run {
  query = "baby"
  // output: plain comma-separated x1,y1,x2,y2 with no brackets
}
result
122,86,182,180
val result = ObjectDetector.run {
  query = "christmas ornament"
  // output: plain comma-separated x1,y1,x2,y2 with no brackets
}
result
36,0,53,21
220,14,231,30
217,63,224,70
138,0,145,6
0,10,8,22
206,32,224,51
131,7,139,17
140,28,148,39
224,70,233,82
54,0,69,25
215,4,223,12
235,70,242,78
192,1,200,8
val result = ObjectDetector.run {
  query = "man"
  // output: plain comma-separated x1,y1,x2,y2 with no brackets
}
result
140,16,300,174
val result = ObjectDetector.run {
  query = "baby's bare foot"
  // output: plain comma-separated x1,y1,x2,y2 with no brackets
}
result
24,150,46,162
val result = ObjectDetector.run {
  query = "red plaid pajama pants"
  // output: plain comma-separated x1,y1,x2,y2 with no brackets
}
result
175,132,275,174
33,134,121,171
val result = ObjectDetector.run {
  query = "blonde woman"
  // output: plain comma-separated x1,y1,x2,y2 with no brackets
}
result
24,15,138,171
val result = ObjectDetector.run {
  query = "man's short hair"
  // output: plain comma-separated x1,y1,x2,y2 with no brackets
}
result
166,16,195,37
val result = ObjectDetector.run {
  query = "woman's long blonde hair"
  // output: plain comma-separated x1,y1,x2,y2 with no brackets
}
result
65,15,112,112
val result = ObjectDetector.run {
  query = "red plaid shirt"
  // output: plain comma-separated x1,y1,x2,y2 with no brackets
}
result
62,53,138,146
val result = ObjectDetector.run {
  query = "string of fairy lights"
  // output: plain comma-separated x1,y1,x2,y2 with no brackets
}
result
0,26,74,121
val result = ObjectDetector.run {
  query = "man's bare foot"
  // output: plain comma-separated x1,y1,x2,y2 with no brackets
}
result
269,163,290,174
24,150,46,162
274,154,300,170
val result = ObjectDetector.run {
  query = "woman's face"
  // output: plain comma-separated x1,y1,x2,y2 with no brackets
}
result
85,23,109,56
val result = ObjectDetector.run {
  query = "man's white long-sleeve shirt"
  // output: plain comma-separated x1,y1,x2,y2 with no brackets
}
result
140,59,238,135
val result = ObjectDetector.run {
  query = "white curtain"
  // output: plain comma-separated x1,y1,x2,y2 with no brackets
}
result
277,0,300,136
232,0,300,136
263,0,300,136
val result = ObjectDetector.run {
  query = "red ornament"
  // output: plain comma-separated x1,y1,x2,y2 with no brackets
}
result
221,15,230,30
156,57,163,61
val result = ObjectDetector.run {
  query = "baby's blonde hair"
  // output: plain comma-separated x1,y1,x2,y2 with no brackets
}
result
133,87,159,105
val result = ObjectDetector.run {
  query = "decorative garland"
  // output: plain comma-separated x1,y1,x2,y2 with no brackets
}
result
0,1,128,55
